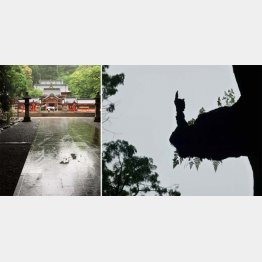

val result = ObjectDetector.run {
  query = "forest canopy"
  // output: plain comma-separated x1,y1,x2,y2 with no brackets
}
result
30,65,78,83
30,65,100,98
0,65,100,100
61,65,100,98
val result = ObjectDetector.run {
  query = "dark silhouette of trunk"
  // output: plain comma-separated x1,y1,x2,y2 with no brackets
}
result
249,154,262,196
170,65,262,196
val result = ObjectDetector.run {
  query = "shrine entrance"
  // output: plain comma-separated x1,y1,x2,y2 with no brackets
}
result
42,93,61,111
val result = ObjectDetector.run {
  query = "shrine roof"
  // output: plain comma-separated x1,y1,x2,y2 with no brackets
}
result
77,99,96,104
64,98,77,103
42,93,61,100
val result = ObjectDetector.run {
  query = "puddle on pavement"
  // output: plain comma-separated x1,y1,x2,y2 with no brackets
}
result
14,118,100,196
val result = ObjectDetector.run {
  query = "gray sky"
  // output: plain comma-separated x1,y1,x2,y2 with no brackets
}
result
103,66,253,196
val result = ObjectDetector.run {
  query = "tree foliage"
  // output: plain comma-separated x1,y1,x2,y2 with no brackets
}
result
102,65,125,100
29,65,79,83
102,66,125,120
63,65,100,98
0,65,34,112
217,89,235,107
28,88,43,97
21,65,33,88
173,89,236,172
0,66,12,95
103,140,180,196
102,68,181,195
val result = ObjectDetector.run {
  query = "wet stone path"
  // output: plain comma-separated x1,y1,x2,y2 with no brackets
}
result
14,118,100,196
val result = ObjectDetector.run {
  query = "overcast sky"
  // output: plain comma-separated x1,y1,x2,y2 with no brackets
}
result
103,66,253,196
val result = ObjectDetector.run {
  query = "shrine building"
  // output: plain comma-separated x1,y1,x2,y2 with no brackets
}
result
16,80,96,113
34,80,71,98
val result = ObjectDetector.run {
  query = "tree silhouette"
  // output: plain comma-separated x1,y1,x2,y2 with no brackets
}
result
102,65,125,122
103,140,181,196
170,65,262,195
173,89,236,172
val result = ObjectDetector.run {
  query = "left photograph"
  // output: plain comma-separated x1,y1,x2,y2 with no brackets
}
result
0,65,101,196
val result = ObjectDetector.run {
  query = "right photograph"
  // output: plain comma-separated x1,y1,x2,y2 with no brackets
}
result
102,65,261,196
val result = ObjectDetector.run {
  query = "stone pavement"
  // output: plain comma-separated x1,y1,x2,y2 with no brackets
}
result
20,112,95,117
13,117,100,196
0,120,39,195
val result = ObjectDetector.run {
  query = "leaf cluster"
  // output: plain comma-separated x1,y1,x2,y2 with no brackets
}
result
217,89,235,107
0,65,34,111
103,140,179,196
102,65,125,100
102,66,125,123
64,65,100,98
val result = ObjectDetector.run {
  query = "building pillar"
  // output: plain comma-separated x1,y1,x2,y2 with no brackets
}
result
23,92,31,122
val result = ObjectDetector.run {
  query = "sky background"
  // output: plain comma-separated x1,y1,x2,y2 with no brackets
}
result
103,65,253,196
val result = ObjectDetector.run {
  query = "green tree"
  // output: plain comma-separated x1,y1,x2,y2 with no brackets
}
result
65,65,100,98
0,65,11,93
21,65,33,88
29,65,79,83
28,88,43,97
30,65,41,84
0,65,33,112
31,65,58,81
7,66,29,97
103,140,180,196
57,65,79,78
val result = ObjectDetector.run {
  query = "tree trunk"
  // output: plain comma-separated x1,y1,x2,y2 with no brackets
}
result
248,154,262,196
170,66,262,196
